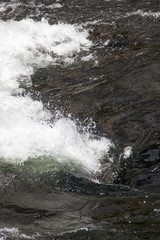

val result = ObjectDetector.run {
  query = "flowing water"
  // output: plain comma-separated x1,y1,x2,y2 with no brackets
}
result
0,0,160,239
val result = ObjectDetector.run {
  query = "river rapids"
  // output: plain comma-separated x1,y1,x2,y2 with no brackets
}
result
0,0,160,239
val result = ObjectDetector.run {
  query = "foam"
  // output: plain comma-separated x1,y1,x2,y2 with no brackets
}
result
0,94,112,172
0,19,113,174
123,146,133,159
126,10,160,18
0,227,37,239
0,0,62,13
0,19,91,93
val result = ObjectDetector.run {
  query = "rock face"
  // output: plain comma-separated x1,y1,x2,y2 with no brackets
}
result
31,15,160,191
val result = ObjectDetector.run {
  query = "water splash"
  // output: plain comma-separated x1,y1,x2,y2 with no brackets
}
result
0,19,113,175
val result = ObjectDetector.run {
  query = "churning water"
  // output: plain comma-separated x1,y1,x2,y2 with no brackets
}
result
1,1,159,239
0,18,113,174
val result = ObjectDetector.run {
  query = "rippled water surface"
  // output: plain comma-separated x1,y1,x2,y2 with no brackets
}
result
0,0,160,239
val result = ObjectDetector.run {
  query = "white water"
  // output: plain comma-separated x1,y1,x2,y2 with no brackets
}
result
0,227,38,239
0,0,62,13
126,10,160,18
0,19,113,174
123,146,133,159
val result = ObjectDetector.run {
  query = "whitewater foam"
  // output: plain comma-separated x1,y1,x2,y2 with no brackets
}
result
0,227,38,239
126,10,160,18
0,19,91,93
0,19,113,174
0,0,62,13
0,95,111,172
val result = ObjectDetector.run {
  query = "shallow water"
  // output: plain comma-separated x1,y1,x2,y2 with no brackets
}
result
0,0,160,239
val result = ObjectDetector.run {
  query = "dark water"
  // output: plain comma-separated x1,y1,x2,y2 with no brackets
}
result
0,0,160,239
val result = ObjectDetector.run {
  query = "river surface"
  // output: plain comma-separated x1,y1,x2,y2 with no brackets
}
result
0,0,160,239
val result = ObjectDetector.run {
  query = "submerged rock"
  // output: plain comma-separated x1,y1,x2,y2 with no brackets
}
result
31,20,160,191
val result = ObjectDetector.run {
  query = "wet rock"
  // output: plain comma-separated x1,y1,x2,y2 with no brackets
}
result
0,187,159,239
30,18,160,191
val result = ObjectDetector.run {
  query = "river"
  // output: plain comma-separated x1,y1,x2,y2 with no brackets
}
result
0,0,160,239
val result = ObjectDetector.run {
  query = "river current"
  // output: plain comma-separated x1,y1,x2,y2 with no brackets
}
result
0,0,160,239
